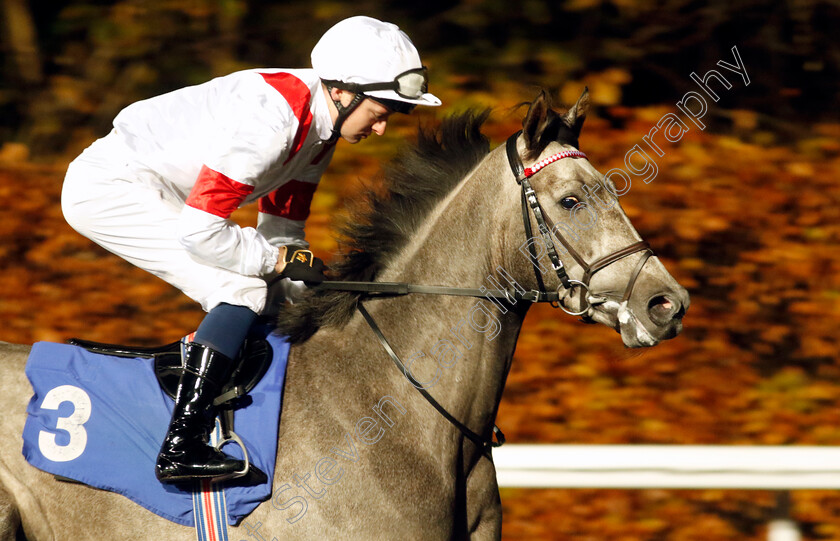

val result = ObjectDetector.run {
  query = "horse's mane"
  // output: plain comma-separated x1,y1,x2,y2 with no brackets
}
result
273,109,492,343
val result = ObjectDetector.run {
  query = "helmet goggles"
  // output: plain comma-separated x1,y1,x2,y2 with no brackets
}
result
324,67,429,101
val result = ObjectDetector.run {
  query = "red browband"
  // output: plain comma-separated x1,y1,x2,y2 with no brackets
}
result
523,150,588,178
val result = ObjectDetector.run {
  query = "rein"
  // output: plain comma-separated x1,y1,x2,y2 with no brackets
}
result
315,280,559,303
311,130,654,458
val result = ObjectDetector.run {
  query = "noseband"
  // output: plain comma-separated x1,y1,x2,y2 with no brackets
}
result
505,130,654,319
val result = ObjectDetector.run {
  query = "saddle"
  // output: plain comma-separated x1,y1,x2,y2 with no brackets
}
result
66,336,273,439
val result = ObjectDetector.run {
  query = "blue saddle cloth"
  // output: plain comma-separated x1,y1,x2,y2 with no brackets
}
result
21,327,290,527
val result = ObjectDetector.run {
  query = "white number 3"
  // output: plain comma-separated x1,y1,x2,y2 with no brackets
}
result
37,385,91,462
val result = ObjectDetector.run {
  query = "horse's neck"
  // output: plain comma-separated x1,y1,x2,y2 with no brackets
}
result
369,153,524,442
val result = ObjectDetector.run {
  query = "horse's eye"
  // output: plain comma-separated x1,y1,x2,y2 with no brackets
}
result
560,196,580,209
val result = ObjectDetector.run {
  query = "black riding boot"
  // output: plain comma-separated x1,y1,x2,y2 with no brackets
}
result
155,342,246,482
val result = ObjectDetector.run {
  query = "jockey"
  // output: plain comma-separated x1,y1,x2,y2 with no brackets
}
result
60,16,440,483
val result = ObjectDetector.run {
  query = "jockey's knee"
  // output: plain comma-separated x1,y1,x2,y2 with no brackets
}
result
199,279,268,315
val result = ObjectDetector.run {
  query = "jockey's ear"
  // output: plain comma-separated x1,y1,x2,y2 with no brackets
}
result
561,86,589,138
329,86,350,103
522,89,561,158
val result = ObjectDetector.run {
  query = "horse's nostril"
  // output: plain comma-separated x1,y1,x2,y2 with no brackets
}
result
649,295,671,310
648,294,681,324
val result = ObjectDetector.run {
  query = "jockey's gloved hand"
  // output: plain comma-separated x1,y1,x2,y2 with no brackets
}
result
279,247,326,286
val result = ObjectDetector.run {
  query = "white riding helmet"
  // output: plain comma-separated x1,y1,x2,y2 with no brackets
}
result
311,16,442,112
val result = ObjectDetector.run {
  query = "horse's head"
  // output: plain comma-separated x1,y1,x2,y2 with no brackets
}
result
501,89,689,347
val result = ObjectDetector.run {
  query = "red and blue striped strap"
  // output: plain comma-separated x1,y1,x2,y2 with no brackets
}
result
191,419,230,541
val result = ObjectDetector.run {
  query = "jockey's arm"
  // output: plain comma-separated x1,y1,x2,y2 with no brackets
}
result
258,148,334,275
177,88,317,278
177,141,289,276
177,204,280,276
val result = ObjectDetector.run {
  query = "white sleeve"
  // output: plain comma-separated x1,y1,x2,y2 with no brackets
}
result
257,213,309,250
179,206,280,276
178,76,301,276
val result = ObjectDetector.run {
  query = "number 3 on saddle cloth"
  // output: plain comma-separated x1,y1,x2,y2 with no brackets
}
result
21,325,290,527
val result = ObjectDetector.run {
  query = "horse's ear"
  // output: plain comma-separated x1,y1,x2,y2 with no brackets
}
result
522,90,559,155
561,86,589,137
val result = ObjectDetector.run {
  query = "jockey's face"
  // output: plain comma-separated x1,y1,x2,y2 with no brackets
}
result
330,88,394,144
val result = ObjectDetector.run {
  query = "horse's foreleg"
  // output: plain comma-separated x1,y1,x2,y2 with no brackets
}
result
0,483,21,541
465,459,502,540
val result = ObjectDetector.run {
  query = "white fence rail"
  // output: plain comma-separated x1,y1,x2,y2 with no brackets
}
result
494,445,840,489
493,445,840,541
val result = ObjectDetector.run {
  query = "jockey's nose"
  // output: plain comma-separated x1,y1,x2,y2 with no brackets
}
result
372,119,387,136
647,292,686,326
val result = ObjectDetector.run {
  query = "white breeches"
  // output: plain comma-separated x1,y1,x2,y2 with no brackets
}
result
61,132,269,313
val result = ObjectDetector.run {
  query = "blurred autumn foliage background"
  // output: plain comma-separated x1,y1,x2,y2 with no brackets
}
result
1,0,839,539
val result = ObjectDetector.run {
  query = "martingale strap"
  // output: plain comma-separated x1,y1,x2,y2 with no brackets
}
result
357,301,505,458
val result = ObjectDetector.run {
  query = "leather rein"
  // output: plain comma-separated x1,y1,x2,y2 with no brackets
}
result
312,131,654,458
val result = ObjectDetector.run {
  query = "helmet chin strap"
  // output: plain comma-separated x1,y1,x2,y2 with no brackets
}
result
326,84,366,143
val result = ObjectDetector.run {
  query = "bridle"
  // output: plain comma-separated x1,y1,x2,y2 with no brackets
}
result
505,130,654,320
311,130,655,457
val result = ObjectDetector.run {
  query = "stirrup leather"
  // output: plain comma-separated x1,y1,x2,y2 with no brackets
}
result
67,337,182,360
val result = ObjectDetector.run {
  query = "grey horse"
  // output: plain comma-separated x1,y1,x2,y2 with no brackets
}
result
0,90,688,540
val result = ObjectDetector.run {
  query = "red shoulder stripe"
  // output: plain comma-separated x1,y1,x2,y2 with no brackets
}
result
186,165,254,218
259,72,313,165
259,180,317,221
